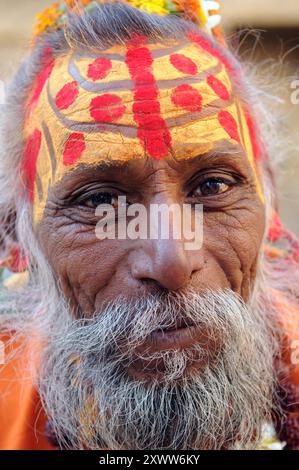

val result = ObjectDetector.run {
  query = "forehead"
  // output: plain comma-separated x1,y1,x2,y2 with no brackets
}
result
24,37,259,223
25,38,244,161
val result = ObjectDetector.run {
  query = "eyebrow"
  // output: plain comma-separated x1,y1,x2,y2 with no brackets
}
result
59,140,249,188
196,141,246,160
64,158,132,179
174,140,249,169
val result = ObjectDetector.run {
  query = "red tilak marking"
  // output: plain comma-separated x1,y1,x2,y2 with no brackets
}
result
63,133,86,166
171,84,202,112
244,110,263,161
26,48,55,118
207,75,230,101
87,58,112,81
90,94,126,123
188,31,236,77
23,129,42,201
170,54,198,75
125,36,172,159
218,110,240,143
55,81,79,111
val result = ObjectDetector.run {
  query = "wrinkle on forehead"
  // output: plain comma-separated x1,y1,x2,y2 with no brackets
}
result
24,39,263,224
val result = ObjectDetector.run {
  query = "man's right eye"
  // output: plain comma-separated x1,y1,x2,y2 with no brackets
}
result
83,192,119,209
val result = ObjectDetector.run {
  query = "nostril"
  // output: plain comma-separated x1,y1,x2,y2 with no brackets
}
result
130,241,199,291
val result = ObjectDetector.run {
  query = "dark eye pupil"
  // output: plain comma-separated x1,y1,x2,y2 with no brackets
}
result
201,180,221,196
90,192,113,206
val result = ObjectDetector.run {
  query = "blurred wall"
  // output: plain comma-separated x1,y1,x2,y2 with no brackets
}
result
0,0,298,234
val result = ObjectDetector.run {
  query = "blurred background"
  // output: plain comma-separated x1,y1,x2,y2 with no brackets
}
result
0,0,298,234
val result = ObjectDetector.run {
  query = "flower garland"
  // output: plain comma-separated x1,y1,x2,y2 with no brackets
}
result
33,0,221,40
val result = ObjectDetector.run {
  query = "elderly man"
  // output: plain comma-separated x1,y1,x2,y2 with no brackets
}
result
0,0,298,450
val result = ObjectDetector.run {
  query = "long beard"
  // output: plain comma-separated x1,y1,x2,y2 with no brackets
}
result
37,288,278,450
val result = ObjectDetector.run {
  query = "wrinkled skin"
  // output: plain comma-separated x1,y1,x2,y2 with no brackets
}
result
37,139,265,317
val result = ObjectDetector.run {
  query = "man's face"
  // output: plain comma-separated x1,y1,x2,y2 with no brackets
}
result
32,37,265,362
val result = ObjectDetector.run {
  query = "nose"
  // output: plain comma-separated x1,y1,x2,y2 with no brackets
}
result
131,237,203,291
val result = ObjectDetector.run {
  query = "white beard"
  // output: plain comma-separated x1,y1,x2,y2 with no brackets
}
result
35,288,278,450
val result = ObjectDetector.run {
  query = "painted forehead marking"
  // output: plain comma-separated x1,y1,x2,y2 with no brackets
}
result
68,54,222,93
44,39,236,154
47,64,228,138
24,35,262,224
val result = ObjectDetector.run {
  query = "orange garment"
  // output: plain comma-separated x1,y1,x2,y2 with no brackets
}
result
0,332,55,450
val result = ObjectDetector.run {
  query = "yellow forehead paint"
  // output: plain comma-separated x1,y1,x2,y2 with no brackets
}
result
23,35,263,224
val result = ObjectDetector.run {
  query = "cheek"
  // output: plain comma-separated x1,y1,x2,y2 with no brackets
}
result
201,201,265,299
36,218,131,314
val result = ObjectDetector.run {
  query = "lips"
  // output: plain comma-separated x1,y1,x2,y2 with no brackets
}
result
125,319,221,381
148,323,199,351
127,323,215,381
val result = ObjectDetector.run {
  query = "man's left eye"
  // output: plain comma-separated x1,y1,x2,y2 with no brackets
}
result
192,178,231,197
83,192,119,209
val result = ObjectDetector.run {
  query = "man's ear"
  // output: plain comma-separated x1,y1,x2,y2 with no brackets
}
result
0,209,27,273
